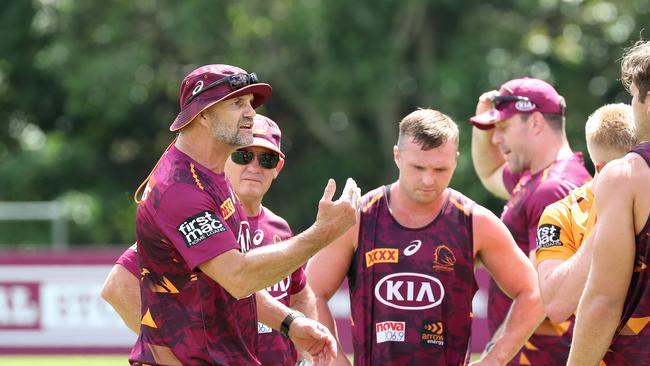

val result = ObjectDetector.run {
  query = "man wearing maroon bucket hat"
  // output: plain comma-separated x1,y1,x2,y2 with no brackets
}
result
127,64,360,366
470,77,591,365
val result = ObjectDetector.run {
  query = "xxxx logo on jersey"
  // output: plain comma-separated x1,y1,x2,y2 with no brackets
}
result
366,248,399,267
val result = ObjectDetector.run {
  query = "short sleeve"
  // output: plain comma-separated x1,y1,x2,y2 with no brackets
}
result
290,266,307,295
154,184,240,270
116,243,140,277
526,178,577,252
535,201,578,264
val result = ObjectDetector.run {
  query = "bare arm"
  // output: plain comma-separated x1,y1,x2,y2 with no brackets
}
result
199,178,360,299
471,91,509,199
100,264,141,334
472,206,544,365
256,290,337,364
291,284,318,362
568,161,636,365
306,221,358,366
291,284,317,322
537,232,596,323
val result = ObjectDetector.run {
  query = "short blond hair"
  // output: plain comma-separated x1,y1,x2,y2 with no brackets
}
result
585,103,637,165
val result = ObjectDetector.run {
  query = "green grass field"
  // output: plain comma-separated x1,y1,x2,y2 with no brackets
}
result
0,355,129,366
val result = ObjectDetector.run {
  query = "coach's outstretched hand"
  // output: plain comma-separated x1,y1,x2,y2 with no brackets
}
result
312,178,360,245
289,316,337,366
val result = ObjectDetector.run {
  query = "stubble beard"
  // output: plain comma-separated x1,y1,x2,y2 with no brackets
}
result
211,118,253,148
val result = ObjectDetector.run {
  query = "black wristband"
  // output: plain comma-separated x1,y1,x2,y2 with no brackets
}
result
280,311,305,338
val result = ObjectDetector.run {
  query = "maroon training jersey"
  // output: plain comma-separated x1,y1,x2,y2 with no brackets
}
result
348,185,477,366
602,141,650,365
249,206,307,366
129,146,259,366
489,153,591,365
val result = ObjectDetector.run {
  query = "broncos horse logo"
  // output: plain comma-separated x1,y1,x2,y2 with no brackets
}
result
432,245,456,271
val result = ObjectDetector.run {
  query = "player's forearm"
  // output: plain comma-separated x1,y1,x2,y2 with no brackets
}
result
100,265,141,334
540,248,593,322
567,292,622,365
471,127,504,181
224,226,340,298
291,286,318,320
486,290,545,364
256,290,292,331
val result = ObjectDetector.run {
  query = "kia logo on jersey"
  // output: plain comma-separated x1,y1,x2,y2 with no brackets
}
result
374,272,445,310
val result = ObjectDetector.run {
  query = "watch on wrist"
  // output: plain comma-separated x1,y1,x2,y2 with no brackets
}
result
280,311,305,338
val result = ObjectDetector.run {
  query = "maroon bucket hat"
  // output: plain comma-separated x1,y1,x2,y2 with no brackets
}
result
170,64,272,131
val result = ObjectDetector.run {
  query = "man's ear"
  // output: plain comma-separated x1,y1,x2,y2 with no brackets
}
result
274,158,285,179
530,111,546,135
393,145,400,168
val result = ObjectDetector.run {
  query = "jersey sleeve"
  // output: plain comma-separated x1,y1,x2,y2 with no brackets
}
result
289,266,307,295
154,183,240,270
535,200,578,264
115,243,140,277
525,178,577,253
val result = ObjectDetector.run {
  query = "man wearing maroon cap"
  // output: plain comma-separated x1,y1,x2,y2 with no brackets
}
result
470,77,591,365
125,64,360,365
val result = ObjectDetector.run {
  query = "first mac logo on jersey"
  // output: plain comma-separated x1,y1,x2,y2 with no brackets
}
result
177,211,226,247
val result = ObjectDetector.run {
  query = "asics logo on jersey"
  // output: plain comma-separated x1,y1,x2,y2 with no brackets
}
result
365,248,399,267
403,240,422,256
177,211,226,248
252,229,265,246
374,272,445,310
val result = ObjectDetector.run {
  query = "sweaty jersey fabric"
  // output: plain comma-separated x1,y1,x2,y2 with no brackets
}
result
348,186,476,366
117,204,306,364
602,141,650,365
535,182,596,264
129,146,260,366
249,206,306,366
489,152,591,366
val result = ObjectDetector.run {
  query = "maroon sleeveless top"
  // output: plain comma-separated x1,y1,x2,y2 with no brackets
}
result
348,186,477,366
603,141,650,365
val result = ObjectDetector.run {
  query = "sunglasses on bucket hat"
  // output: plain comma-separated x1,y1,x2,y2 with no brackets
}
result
231,149,281,169
185,73,259,106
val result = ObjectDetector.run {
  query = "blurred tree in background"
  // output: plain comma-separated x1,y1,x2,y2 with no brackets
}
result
0,0,647,246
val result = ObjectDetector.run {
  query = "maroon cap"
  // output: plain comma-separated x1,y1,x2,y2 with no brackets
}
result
249,114,284,157
470,77,565,130
169,64,272,131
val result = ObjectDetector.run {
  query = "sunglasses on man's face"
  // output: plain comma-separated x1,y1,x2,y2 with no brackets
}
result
491,95,534,109
231,149,280,169
185,73,259,105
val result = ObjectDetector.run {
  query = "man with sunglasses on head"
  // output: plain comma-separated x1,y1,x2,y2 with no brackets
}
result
114,64,359,366
103,114,319,365
470,77,591,365
308,108,544,365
